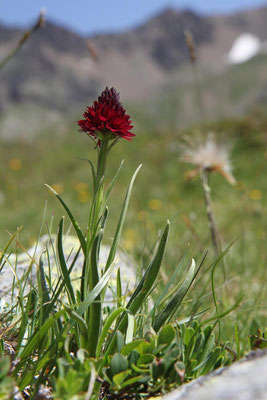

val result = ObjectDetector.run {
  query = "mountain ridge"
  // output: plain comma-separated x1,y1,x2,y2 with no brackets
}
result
1,5,267,138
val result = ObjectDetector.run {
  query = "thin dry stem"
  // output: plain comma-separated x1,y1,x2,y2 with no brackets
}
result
0,9,45,69
200,168,221,256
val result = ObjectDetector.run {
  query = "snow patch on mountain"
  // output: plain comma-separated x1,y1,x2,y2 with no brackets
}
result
228,33,261,64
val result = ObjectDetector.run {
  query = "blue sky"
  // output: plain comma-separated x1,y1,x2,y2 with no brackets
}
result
1,0,267,35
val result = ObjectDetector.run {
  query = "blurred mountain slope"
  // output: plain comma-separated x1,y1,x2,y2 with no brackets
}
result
0,5,267,138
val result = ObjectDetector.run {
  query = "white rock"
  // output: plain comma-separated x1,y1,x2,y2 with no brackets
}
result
0,235,137,307
163,349,267,400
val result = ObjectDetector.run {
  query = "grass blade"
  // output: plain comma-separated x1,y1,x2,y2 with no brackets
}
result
153,258,196,332
126,221,170,315
87,159,96,192
117,267,122,307
87,229,103,356
16,309,66,362
64,304,88,338
77,262,115,315
149,256,188,318
45,184,86,256
37,255,52,326
96,307,128,358
0,229,21,269
104,164,142,273
57,218,76,305
42,246,81,321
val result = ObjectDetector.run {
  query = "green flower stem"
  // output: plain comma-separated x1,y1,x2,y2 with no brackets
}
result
82,138,111,355
95,138,109,194
82,139,109,300
87,138,110,249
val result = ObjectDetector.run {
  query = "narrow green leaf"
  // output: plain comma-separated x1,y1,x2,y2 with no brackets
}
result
82,204,108,301
45,184,86,256
96,307,128,358
43,246,81,321
87,176,104,248
35,255,53,337
153,258,196,332
17,289,37,353
113,370,130,387
149,256,187,318
193,347,222,375
203,325,213,341
199,333,216,364
184,327,195,347
38,256,51,308
131,364,150,374
203,296,243,326
104,164,142,273
87,229,103,357
57,218,76,305
192,332,205,360
174,306,214,326
0,230,19,269
117,267,122,307
100,206,109,229
87,159,96,192
119,374,150,389
77,262,115,315
64,305,88,338
16,309,66,362
126,221,170,315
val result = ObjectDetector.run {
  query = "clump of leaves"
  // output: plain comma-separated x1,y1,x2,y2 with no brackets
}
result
53,351,96,400
99,321,231,399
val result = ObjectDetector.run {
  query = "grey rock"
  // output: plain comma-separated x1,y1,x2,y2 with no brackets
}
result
162,349,267,400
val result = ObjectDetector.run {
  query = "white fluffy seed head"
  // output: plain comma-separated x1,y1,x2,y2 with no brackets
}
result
181,134,236,184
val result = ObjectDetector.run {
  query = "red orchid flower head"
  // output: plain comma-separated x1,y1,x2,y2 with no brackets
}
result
78,87,135,145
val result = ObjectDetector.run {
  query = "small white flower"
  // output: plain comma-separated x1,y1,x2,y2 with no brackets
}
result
181,134,236,184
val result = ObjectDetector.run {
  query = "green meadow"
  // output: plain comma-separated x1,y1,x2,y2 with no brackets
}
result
1,112,266,353
1,7,267,398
